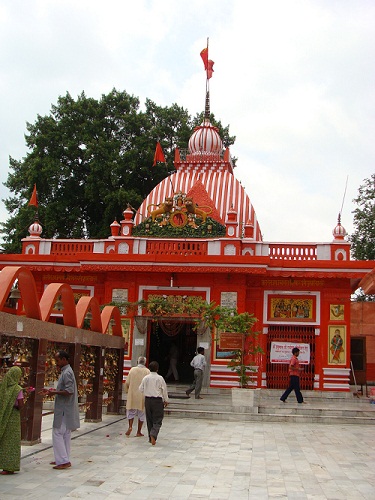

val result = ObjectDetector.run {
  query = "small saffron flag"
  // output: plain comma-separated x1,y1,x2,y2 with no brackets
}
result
153,142,166,166
200,48,214,79
28,184,38,207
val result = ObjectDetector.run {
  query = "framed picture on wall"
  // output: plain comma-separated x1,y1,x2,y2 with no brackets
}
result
267,295,316,322
328,325,346,365
330,304,345,321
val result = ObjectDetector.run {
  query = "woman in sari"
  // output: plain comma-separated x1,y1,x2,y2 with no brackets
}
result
0,366,24,475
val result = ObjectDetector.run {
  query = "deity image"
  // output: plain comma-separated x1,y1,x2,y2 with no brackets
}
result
271,297,313,320
330,328,344,363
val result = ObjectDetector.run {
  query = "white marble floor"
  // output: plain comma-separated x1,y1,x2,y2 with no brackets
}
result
0,413,374,499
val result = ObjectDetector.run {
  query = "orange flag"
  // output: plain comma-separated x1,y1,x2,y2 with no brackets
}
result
153,142,166,166
200,48,214,79
28,184,38,207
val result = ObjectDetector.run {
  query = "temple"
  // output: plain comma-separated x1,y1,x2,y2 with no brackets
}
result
1,66,374,394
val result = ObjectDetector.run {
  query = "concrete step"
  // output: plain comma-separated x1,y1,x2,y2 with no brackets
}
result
165,405,375,425
122,386,375,425
162,387,375,425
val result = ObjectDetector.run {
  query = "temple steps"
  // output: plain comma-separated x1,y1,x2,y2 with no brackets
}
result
159,387,375,425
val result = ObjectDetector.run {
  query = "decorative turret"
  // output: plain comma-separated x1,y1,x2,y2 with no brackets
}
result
331,213,350,261
28,219,43,238
225,205,238,238
120,205,134,237
244,219,255,239
110,219,120,237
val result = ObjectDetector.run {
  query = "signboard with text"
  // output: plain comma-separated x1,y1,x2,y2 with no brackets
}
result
270,342,310,364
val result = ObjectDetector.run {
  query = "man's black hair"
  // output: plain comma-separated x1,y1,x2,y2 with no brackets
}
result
292,347,300,355
149,361,159,372
57,350,70,361
197,347,205,354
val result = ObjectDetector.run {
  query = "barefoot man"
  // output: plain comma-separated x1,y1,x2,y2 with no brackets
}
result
124,356,150,437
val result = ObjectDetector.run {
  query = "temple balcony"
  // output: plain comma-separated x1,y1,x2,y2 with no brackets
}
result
22,236,350,261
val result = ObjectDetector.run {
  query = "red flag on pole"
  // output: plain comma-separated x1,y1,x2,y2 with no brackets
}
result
153,142,166,166
200,48,214,79
206,60,214,79
200,48,208,68
28,184,38,207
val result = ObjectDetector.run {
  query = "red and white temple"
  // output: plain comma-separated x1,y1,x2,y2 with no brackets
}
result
1,62,374,393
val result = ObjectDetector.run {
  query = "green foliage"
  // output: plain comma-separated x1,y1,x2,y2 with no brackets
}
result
132,216,226,238
1,90,235,253
349,173,375,260
111,296,223,328
216,312,263,388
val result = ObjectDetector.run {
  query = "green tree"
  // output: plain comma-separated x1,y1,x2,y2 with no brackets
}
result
1,89,235,253
349,173,375,261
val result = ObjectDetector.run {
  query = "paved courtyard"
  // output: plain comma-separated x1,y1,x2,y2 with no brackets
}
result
0,414,374,499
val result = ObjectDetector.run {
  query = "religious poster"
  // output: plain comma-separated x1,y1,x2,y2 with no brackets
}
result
330,304,345,321
270,342,310,364
268,295,315,322
328,325,346,365
111,288,128,315
220,292,237,309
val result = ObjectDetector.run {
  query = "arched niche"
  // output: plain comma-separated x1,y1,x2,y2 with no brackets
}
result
76,295,102,332
101,306,123,336
39,283,77,327
0,266,41,320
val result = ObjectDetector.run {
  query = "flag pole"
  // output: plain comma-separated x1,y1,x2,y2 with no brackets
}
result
204,37,210,120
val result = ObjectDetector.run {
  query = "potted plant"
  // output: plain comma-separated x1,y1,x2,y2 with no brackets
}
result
217,311,263,407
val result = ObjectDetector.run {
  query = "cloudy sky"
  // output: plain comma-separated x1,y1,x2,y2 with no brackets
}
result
1,0,374,243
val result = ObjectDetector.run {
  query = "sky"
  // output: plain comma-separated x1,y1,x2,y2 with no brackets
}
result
1,0,374,243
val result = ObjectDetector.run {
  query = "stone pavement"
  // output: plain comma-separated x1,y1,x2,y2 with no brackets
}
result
0,413,375,499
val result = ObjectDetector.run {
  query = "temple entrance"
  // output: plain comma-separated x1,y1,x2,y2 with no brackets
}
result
148,319,197,383
266,325,316,390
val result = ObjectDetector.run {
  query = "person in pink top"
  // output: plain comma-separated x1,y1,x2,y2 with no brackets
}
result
280,347,305,404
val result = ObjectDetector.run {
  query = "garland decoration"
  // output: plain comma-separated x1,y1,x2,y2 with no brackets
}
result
132,216,226,238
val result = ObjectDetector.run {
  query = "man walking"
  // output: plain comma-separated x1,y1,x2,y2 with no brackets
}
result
186,347,206,399
124,356,150,437
42,350,80,469
139,361,168,446
280,347,305,404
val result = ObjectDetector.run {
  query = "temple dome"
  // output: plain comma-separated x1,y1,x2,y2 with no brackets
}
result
188,119,223,155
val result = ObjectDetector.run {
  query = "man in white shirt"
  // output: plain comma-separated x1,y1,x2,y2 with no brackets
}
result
139,361,169,446
186,347,206,399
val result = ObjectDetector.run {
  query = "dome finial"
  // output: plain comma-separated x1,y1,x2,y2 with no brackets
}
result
333,213,347,240
28,217,43,238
